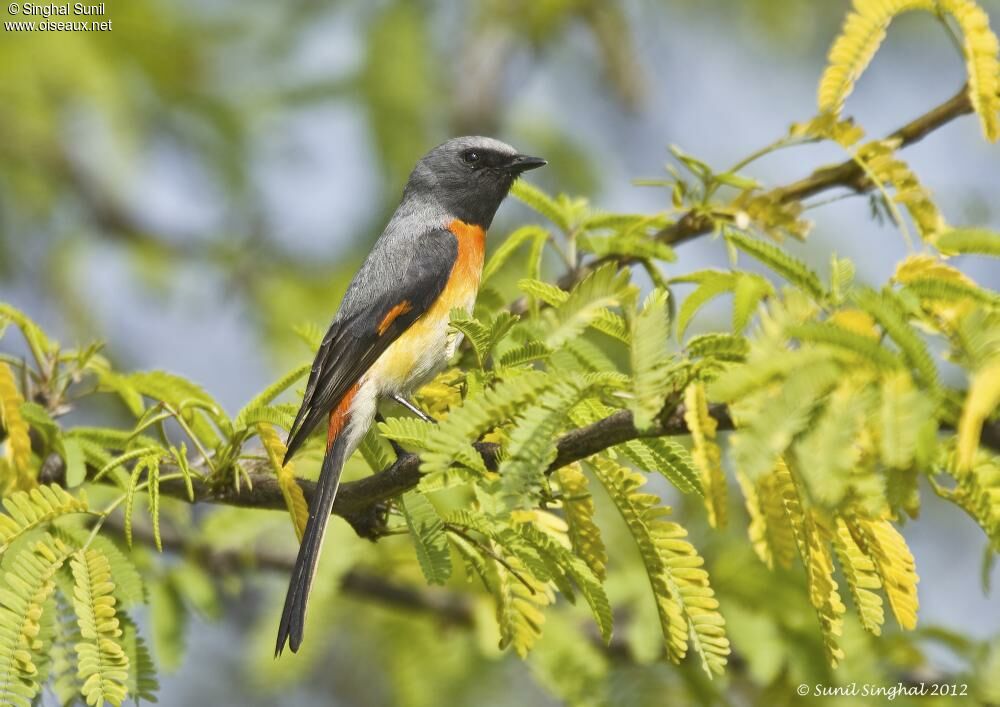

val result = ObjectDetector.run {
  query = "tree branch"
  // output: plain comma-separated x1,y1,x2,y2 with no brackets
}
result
653,85,974,246
20,387,990,539
8,85,991,537
157,403,733,537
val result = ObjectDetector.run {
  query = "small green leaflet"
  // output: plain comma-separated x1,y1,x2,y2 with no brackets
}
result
674,270,771,339
510,180,571,232
619,437,702,495
727,231,825,300
233,363,310,430
401,492,452,585
934,227,1000,257
483,225,550,283
686,333,749,362
539,264,634,349
628,289,672,430
579,233,677,263
59,438,86,488
675,271,735,340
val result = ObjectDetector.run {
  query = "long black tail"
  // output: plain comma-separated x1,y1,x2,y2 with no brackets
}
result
275,436,349,656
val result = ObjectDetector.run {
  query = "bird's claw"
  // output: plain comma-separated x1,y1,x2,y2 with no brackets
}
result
390,394,437,424
343,501,390,541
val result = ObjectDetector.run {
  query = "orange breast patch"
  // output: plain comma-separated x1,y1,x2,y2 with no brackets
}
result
446,219,486,293
365,221,486,387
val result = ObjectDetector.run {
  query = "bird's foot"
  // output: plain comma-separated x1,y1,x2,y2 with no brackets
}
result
343,501,390,541
390,394,437,424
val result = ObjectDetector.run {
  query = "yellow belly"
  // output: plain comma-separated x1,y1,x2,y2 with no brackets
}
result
368,219,485,392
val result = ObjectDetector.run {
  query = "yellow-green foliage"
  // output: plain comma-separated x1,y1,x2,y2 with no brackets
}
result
628,289,672,429
818,0,934,116
258,422,309,541
512,515,613,644
0,363,33,492
935,227,1000,256
492,552,554,658
0,486,152,705
0,486,88,553
684,382,728,529
735,466,797,570
818,0,1000,141
940,0,1000,141
854,139,945,239
936,452,1000,546
832,518,886,635
592,457,730,677
0,2,998,701
0,534,71,707
958,362,1000,471
70,548,129,706
400,492,452,585
554,464,608,581
855,518,920,630
772,462,847,667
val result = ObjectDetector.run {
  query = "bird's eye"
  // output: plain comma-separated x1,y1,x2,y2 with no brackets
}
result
463,150,480,164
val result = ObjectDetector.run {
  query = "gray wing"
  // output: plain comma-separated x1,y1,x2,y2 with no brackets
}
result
283,227,457,462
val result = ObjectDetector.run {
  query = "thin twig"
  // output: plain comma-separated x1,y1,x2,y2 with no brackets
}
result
445,525,537,594
653,85,974,246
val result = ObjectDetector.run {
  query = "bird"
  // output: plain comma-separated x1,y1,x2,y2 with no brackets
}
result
275,136,546,655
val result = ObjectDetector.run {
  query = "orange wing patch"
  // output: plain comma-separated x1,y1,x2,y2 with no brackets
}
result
326,382,360,450
377,300,413,335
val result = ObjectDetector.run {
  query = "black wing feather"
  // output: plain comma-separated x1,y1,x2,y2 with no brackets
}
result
283,227,458,462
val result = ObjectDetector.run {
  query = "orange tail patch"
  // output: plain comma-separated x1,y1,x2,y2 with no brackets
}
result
327,383,360,451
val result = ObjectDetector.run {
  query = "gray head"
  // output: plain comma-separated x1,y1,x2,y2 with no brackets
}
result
402,136,546,228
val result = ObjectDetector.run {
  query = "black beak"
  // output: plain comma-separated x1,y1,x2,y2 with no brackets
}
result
509,154,547,173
